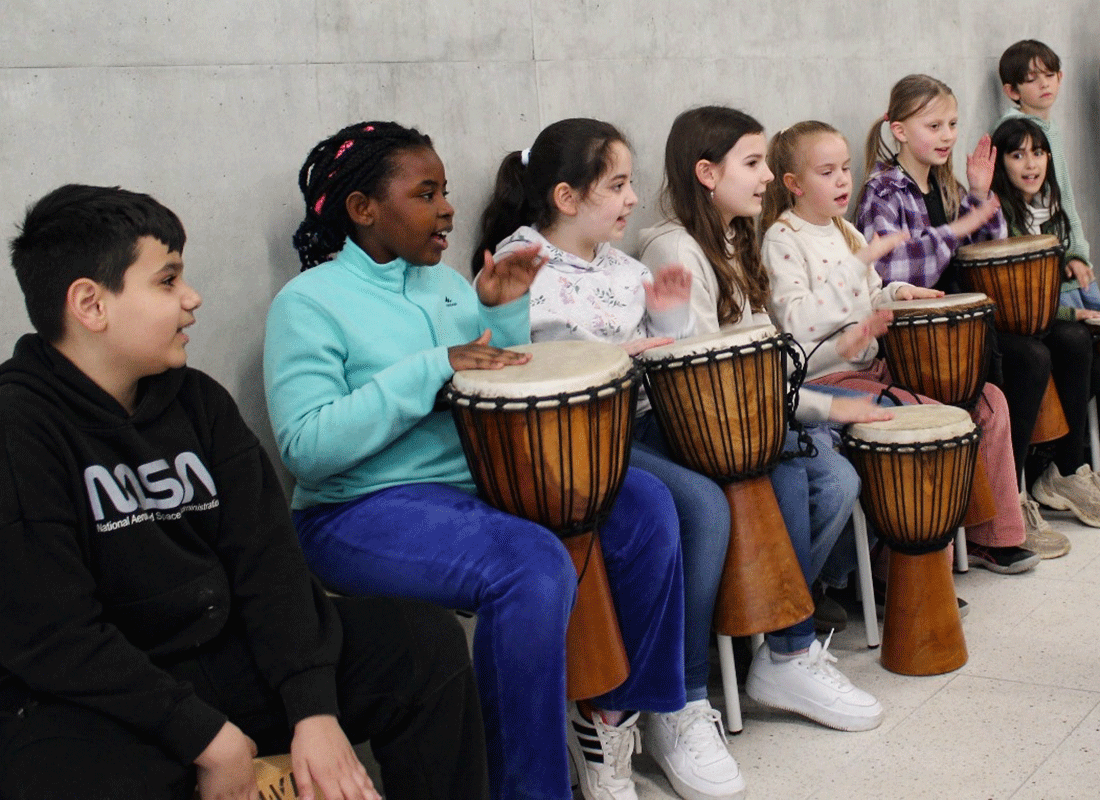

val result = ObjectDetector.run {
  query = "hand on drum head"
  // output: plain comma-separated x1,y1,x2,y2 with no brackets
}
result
857,230,910,266
449,330,532,371
829,394,896,424
894,285,944,301
1066,257,1094,290
643,264,692,312
476,243,549,307
965,134,997,198
195,721,259,800
619,337,675,356
836,309,893,361
1074,308,1100,322
291,715,380,800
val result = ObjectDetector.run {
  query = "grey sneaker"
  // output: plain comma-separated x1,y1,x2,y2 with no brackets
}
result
1019,491,1072,558
1032,463,1100,527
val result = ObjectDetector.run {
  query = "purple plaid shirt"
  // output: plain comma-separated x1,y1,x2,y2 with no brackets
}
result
856,163,1006,288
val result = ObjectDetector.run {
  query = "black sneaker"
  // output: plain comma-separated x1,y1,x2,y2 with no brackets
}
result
967,544,1040,575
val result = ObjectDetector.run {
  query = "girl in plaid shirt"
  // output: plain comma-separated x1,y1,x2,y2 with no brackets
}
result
856,74,1085,558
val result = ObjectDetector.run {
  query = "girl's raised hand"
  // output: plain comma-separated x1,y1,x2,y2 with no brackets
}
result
643,264,693,312
856,231,911,266
448,330,532,371
894,285,944,301
828,395,895,424
836,309,892,361
965,134,997,198
477,243,548,307
620,337,674,356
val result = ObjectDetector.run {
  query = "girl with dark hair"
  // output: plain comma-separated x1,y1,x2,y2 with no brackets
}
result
989,117,1100,528
263,120,688,800
639,106,886,736
474,116,746,800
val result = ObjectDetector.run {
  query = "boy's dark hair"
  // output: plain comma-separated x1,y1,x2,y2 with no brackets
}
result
991,117,1069,245
10,184,186,343
293,121,434,270
998,40,1061,90
471,118,628,275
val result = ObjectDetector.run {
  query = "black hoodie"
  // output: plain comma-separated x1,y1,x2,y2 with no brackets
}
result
0,334,342,763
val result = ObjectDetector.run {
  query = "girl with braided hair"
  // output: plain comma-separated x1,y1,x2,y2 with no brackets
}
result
263,121,689,800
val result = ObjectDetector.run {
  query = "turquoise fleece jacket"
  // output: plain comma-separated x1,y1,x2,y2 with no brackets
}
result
264,239,530,509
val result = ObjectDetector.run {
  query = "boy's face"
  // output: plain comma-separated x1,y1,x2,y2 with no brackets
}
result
1004,59,1062,119
100,235,202,381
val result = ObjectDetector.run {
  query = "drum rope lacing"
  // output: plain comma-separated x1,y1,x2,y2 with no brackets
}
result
840,427,981,555
445,367,641,585
640,333,814,482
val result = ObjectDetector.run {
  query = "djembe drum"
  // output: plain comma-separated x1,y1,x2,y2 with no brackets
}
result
878,293,995,409
877,292,997,525
957,234,1069,443
843,405,981,675
639,325,813,636
446,340,637,700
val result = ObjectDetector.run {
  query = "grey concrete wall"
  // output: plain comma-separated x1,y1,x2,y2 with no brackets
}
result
3,1,1097,475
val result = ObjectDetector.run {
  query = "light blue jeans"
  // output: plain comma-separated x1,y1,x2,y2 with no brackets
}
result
767,425,862,653
632,412,731,702
1061,281,1100,312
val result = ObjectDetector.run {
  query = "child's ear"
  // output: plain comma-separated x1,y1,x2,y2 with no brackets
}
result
694,159,717,192
551,182,578,217
345,191,375,227
782,173,802,196
1002,83,1022,104
888,120,908,143
66,278,108,333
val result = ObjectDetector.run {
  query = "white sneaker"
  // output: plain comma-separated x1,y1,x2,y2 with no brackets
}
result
745,635,884,732
567,704,641,800
1032,463,1100,527
645,700,746,800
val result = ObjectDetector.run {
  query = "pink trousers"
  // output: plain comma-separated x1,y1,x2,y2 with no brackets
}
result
811,359,1025,548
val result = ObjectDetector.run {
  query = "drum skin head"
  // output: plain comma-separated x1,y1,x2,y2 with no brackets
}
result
639,324,777,361
451,340,630,398
879,292,989,313
955,233,1060,261
847,404,975,445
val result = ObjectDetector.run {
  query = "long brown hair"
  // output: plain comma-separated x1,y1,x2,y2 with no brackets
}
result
660,106,769,325
859,74,964,220
761,121,864,254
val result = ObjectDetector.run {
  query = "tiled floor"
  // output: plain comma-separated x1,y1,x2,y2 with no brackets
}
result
625,508,1100,800
430,508,1100,799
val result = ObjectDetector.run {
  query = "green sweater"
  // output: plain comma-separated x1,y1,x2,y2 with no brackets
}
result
263,239,530,509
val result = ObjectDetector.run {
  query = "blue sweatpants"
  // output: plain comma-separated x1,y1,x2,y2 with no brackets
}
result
293,468,685,800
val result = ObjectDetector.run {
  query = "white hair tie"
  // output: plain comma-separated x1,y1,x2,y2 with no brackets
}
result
520,148,531,166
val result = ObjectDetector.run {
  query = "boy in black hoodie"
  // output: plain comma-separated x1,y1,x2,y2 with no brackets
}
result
0,185,488,800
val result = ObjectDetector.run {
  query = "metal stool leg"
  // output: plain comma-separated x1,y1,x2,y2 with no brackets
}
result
716,634,743,734
852,503,881,648
954,527,968,573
